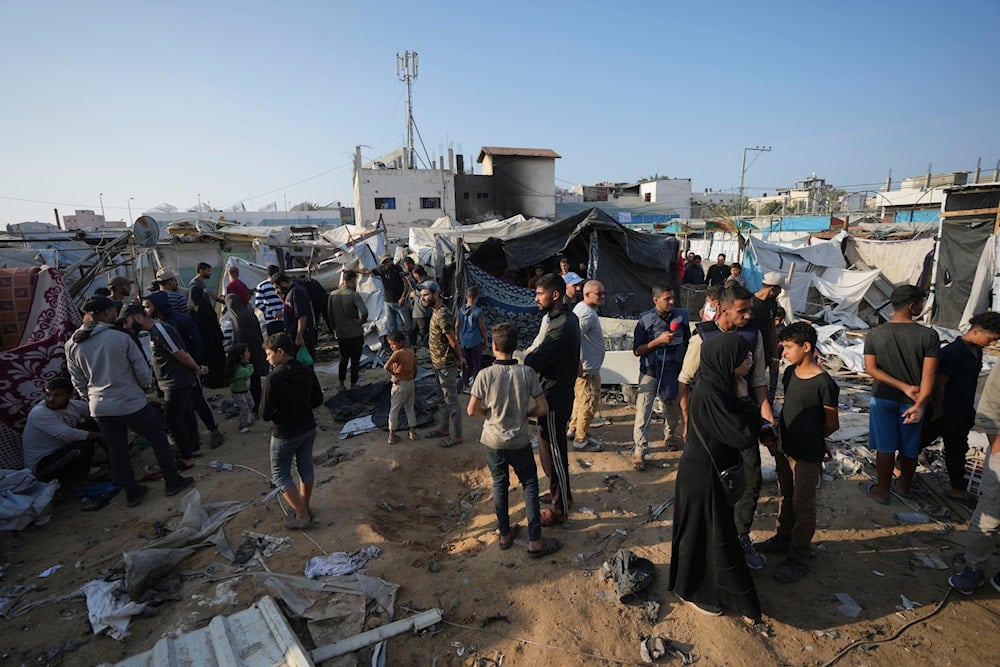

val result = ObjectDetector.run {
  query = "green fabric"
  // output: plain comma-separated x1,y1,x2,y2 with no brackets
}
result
230,363,253,393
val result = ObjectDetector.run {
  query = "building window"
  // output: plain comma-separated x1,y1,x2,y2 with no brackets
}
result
477,192,489,199
374,197,396,210
644,193,652,202
463,192,470,200
420,197,441,209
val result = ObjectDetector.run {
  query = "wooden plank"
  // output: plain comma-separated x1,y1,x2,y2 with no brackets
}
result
941,207,1000,218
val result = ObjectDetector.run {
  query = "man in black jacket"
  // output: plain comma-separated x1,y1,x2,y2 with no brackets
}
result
260,333,324,529
525,273,581,527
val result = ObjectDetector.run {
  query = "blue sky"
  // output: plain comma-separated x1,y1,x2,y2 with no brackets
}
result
2,0,999,225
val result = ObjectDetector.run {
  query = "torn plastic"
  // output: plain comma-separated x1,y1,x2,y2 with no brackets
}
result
81,579,146,641
305,546,382,579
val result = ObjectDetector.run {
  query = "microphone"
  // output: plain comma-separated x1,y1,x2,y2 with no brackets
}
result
669,318,682,333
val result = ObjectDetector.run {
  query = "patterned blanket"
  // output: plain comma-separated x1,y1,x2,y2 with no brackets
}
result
0,268,82,469
464,263,542,349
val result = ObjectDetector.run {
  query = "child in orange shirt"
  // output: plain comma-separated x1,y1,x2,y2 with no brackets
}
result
384,332,417,444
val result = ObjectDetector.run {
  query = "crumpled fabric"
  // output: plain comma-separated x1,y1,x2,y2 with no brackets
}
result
304,546,382,579
81,579,146,641
0,469,58,531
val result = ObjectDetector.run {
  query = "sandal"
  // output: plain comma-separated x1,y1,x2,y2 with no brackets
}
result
499,524,521,550
439,437,462,448
859,481,889,505
424,429,449,439
284,514,313,530
631,453,646,471
527,537,562,558
540,509,567,527
408,431,418,441
387,435,399,444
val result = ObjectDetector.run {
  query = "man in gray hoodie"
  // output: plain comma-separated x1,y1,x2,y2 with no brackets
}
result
65,297,193,507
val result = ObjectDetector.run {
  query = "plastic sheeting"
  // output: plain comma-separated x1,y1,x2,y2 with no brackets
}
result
849,237,935,286
0,469,58,531
934,217,994,328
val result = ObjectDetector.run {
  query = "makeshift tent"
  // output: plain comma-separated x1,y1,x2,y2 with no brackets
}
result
932,184,1000,329
466,207,680,317
0,267,82,469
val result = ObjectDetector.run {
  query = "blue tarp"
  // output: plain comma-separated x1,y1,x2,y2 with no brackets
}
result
894,209,939,224
760,216,830,235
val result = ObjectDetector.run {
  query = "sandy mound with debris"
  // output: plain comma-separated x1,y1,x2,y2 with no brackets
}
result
2,350,998,666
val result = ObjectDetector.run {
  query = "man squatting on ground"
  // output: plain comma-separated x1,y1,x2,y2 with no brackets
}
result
22,377,101,487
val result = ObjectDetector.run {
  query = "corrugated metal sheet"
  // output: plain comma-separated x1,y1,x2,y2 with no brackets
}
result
108,596,313,667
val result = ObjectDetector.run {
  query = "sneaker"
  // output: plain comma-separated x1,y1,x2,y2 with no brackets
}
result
571,436,603,452
165,476,195,497
949,566,985,595
126,485,149,508
740,534,767,570
210,430,225,449
756,534,791,554
771,558,810,583
991,572,1000,594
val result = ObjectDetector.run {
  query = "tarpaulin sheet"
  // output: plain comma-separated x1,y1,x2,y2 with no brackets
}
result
850,237,935,286
934,217,994,328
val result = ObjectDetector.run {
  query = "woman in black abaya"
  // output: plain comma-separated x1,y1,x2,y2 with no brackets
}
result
669,333,762,620
225,293,267,408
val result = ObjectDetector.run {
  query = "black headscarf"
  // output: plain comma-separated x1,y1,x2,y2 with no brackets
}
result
698,333,751,396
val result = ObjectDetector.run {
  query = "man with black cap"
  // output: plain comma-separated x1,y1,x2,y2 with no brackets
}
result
359,254,411,348
108,275,134,312
66,296,193,507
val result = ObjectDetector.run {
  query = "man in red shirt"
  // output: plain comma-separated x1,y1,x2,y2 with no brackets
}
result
225,266,252,305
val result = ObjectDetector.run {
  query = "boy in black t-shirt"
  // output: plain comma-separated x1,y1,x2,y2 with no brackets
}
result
758,322,840,583
921,312,1000,504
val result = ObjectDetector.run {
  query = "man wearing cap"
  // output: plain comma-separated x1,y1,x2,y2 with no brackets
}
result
108,276,134,312
563,272,585,307
421,280,464,447
570,280,606,451
66,296,193,507
255,264,285,336
155,269,190,314
359,255,411,347
751,272,785,403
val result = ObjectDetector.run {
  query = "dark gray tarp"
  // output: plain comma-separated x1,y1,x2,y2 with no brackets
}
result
467,208,679,316
934,216,993,328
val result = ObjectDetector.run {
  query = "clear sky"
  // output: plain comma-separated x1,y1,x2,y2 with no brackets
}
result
2,0,999,225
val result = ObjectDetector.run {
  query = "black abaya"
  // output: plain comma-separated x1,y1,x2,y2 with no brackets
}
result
189,283,227,388
668,334,762,618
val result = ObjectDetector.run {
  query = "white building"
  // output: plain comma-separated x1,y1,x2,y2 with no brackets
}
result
353,147,456,230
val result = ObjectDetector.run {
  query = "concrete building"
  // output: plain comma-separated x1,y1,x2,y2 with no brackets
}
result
62,210,127,231
353,146,456,229
477,147,560,219
573,177,692,219
748,174,834,215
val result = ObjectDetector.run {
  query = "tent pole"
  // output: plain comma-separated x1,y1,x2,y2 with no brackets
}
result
924,193,948,323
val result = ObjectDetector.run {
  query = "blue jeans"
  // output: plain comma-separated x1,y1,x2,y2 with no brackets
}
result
485,445,542,542
869,396,922,459
270,427,316,491
383,302,413,336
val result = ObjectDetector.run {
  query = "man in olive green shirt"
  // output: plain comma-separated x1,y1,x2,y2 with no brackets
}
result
422,280,464,446
327,270,369,390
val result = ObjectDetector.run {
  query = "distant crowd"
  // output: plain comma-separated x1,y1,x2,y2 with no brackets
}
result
22,252,1000,623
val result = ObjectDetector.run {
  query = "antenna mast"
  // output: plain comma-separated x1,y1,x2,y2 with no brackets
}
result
396,50,419,170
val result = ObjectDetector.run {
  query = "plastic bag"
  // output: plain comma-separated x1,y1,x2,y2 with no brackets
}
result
296,346,313,365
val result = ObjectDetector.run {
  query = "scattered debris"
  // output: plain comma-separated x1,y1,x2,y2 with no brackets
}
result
240,531,291,558
898,595,921,610
38,564,62,578
894,512,931,524
835,593,863,618
304,546,382,578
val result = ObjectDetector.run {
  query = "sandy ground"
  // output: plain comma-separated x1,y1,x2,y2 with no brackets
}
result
3,349,1000,666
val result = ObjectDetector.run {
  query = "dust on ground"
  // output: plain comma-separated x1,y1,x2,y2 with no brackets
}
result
3,355,1000,666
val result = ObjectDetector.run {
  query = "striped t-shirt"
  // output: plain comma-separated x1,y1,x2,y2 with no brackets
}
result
254,279,283,323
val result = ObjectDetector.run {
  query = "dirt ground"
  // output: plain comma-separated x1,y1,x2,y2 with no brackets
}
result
3,349,1000,666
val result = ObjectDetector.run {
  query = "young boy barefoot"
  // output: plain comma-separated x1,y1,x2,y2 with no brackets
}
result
467,323,561,558
758,322,840,583
384,332,417,444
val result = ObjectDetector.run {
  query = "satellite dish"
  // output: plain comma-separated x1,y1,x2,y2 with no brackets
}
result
133,215,160,246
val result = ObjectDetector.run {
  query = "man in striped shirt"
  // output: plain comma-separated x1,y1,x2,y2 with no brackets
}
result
254,264,285,336
155,269,190,314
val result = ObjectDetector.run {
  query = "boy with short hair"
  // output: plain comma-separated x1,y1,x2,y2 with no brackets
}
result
457,287,488,391
758,322,840,583
384,331,417,444
468,323,561,558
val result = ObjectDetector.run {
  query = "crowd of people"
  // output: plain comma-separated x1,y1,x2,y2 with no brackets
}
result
22,252,1000,624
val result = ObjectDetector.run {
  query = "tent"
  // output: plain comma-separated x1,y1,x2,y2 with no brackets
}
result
932,184,1000,329
466,207,680,317
0,267,82,469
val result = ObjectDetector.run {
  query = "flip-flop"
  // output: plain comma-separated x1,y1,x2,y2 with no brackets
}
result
499,524,521,550
284,514,313,529
540,509,567,527
408,432,418,441
439,438,461,448
387,435,399,444
859,481,889,505
527,537,562,558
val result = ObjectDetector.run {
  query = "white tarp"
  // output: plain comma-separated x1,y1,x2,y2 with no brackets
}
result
407,214,556,258
960,235,996,330
851,237,935,285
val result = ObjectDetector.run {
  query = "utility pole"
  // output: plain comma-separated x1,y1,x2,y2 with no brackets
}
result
738,146,771,217
396,50,419,169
